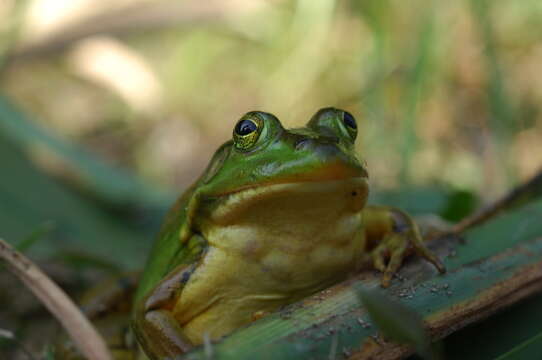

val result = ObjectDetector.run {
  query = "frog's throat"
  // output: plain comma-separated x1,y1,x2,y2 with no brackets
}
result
207,177,369,225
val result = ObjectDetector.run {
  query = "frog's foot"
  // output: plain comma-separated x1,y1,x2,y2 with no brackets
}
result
137,309,194,358
370,218,445,288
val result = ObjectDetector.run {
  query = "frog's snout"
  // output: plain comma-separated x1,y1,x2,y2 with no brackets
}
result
313,142,345,162
294,137,312,151
294,136,368,178
294,136,339,153
295,137,341,161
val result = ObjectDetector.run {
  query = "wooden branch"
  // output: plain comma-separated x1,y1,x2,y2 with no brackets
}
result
352,253,542,359
0,238,112,360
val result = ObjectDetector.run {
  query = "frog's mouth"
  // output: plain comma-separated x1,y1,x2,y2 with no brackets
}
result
207,176,369,225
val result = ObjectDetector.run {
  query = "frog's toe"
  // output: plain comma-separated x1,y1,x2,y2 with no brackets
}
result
369,234,408,287
409,228,446,274
372,234,408,287
414,245,446,274
381,242,408,287
370,244,387,273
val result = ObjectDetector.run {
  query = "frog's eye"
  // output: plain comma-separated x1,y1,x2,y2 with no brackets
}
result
233,116,263,151
342,111,357,140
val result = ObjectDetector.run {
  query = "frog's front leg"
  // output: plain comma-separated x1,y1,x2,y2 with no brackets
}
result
361,205,446,287
134,264,195,359
140,309,192,358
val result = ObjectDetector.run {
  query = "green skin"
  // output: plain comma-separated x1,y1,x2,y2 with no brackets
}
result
132,108,445,359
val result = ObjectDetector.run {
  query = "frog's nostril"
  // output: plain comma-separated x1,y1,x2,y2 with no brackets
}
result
295,138,312,150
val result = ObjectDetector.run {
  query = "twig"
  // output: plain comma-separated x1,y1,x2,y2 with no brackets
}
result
0,238,112,360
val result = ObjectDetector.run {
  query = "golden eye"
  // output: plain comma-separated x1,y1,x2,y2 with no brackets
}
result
233,116,262,150
342,111,357,140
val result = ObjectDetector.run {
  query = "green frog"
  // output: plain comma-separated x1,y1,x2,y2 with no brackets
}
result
132,108,445,359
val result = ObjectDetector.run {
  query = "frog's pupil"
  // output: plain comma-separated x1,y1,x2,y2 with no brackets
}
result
343,112,357,129
236,120,257,135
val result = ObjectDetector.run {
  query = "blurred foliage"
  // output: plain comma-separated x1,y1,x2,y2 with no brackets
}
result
358,287,438,359
445,292,542,360
0,125,150,269
0,0,541,359
1,0,541,195
439,190,478,222
0,96,170,209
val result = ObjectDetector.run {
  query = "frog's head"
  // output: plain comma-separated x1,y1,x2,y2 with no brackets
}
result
196,107,369,214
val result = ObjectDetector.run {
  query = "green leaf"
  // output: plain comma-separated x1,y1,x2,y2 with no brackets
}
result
370,186,450,214
443,291,542,360
357,287,437,359
495,332,542,360
0,131,150,269
0,96,171,209
439,190,478,222
15,221,55,252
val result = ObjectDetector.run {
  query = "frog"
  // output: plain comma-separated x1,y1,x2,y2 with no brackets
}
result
132,107,445,359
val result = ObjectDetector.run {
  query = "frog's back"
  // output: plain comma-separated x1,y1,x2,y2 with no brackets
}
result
134,141,233,308
134,184,201,305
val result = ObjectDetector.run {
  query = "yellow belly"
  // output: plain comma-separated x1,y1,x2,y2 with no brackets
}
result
173,179,367,344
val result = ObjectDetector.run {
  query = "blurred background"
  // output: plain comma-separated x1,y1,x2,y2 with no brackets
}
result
1,0,542,358
4,0,542,192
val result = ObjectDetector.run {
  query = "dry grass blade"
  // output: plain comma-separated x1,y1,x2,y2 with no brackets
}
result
0,238,112,360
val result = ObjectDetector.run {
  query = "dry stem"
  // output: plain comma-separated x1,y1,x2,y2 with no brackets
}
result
0,238,112,360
